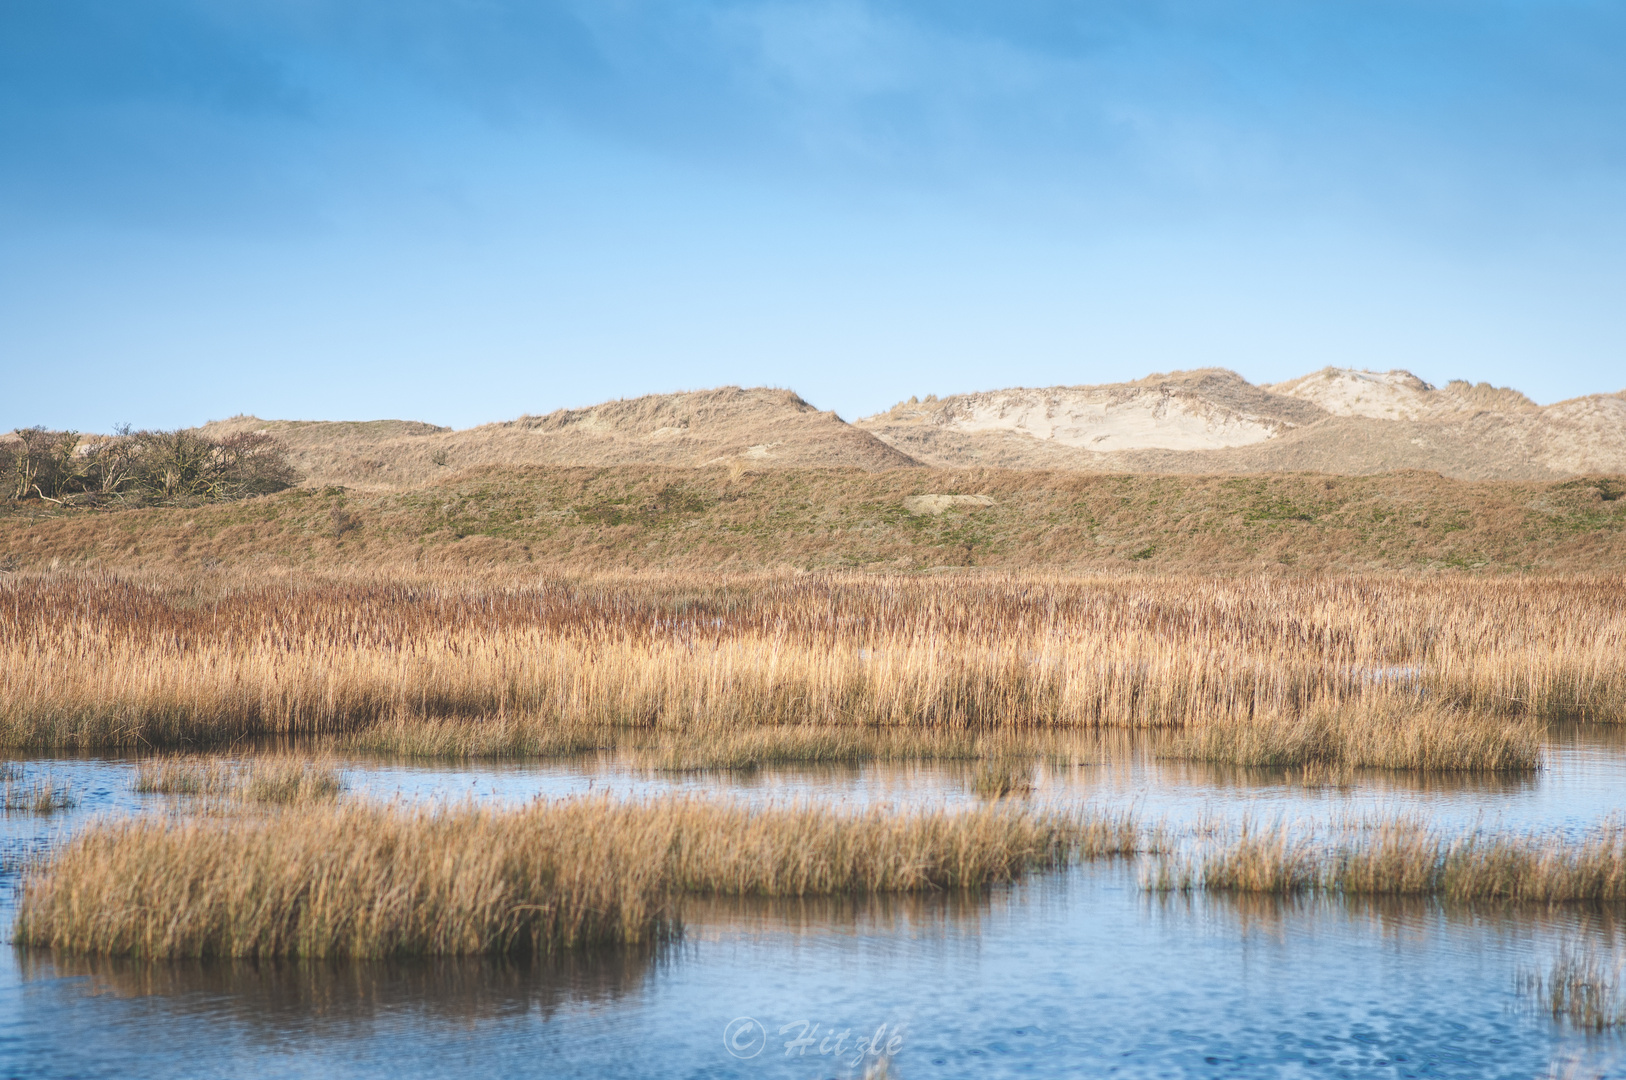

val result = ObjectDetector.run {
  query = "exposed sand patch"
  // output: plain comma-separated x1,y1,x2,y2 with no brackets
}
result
1269,368,1437,420
945,389,1285,451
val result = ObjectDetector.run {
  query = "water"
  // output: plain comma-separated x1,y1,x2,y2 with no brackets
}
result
4,730,1626,1078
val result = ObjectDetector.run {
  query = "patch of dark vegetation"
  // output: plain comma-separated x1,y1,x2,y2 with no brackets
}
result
1,427,296,509
575,483,712,527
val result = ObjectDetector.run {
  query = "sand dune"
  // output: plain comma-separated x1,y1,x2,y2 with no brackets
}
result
173,367,1626,489
856,368,1626,480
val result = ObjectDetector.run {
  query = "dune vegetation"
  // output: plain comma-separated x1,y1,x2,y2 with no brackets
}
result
0,572,1619,772
4,465,1626,578
12,796,1138,959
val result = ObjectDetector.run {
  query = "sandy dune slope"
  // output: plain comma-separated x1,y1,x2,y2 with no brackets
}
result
174,368,1625,489
856,368,1626,480
199,387,916,491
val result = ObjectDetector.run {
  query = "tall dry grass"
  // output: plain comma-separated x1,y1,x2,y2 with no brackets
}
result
133,755,343,804
1,775,76,814
1,573,1619,764
1170,697,1541,772
1155,818,1626,902
13,797,1135,958
1527,943,1626,1031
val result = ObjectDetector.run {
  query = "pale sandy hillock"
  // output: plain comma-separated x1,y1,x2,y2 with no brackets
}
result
200,387,917,491
1267,367,1540,420
856,367,1626,480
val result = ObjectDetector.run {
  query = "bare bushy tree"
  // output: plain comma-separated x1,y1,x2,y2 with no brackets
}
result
1,427,296,505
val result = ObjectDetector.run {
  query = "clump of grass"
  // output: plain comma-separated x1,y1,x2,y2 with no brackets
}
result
1167,697,1541,773
240,759,344,804
970,760,1034,799
133,757,235,795
14,797,1142,959
342,716,612,759
2,777,76,814
133,756,343,804
1176,822,1316,894
1152,818,1626,901
1528,944,1626,1031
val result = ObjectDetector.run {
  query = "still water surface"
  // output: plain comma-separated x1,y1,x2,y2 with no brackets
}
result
3,729,1626,1078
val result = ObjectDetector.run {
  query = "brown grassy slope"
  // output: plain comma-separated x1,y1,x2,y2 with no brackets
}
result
198,387,917,491
3,466,1624,575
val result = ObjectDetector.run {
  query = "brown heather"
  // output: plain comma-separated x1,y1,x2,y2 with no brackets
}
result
0,572,1616,769
13,797,1135,959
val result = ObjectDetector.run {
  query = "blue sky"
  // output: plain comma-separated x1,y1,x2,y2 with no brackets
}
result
3,0,1624,431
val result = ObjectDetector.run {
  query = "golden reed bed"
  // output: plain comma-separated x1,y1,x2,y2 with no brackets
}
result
13,797,1136,959
1151,818,1626,902
2,572,1618,766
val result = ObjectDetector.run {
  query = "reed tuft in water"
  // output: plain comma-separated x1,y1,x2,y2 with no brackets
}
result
970,760,1035,799
1169,697,1541,772
133,756,343,804
1153,818,1626,902
14,797,1142,959
1524,943,1626,1032
2,776,76,814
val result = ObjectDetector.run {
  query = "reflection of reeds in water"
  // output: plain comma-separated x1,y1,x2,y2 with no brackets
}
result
350,722,1100,775
678,887,1000,941
1150,818,1626,902
18,947,659,1027
632,726,1061,772
15,797,1141,959
134,756,343,804
1,575,1619,773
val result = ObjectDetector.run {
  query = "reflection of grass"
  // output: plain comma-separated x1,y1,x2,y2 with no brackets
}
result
342,720,1083,770
15,798,1143,958
633,726,1068,772
1150,818,1626,902
134,756,342,804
